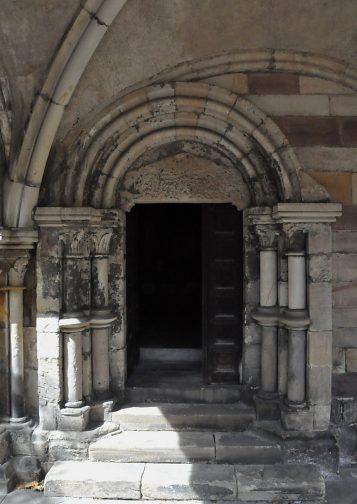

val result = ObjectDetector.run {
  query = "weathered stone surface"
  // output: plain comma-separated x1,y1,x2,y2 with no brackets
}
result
90,430,215,463
215,432,282,464
333,282,357,308
112,403,255,432
236,464,325,501
296,147,357,173
333,327,357,348
346,349,357,372
333,254,357,282
249,94,329,116
11,455,41,482
44,461,144,499
142,463,236,500
299,76,353,94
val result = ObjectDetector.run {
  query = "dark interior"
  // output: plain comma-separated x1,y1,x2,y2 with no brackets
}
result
128,204,202,349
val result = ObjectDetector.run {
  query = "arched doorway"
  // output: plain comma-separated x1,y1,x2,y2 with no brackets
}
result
126,202,243,384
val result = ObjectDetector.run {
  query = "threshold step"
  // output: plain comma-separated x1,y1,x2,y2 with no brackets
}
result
125,383,241,403
112,402,255,431
89,429,282,464
44,461,325,501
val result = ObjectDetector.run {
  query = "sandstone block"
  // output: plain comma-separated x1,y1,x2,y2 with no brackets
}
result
308,331,332,367
333,346,346,373
296,147,357,173
203,73,248,93
308,283,332,331
249,94,329,116
313,404,331,431
308,225,332,254
333,205,357,230
37,331,62,359
333,282,357,308
333,253,357,282
334,308,357,328
299,76,353,95
248,73,299,94
333,230,357,253
308,254,331,282
44,461,144,499
353,173,357,204
236,463,324,501
142,463,236,500
333,327,357,348
330,96,357,116
341,118,357,147
346,349,357,372
274,117,341,147
307,365,332,404
309,172,352,204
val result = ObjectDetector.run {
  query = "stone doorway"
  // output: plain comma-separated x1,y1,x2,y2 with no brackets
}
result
126,202,243,385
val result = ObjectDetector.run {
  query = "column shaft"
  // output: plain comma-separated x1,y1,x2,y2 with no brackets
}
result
9,288,25,419
261,326,278,393
260,250,278,307
287,329,306,404
288,253,306,310
64,331,83,407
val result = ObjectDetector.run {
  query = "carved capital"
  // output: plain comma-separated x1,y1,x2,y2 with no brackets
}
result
255,225,279,249
8,256,29,287
60,230,90,258
91,229,113,256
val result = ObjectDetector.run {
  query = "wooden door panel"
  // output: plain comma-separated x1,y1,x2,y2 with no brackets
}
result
202,204,243,384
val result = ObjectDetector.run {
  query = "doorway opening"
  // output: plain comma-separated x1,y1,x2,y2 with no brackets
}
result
126,202,243,386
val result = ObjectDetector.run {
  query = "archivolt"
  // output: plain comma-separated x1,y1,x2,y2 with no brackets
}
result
63,82,302,208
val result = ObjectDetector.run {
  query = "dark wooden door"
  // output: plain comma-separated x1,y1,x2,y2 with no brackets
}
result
202,204,243,383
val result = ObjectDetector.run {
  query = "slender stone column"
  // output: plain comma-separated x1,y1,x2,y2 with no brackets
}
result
286,251,307,408
60,231,86,408
91,230,114,399
8,257,29,421
259,249,278,396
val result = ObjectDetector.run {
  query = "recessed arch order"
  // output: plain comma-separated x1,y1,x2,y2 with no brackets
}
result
61,81,304,209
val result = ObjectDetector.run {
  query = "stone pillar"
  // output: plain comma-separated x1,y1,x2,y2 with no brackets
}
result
259,249,278,396
8,257,29,421
286,251,307,408
91,230,115,400
60,231,87,410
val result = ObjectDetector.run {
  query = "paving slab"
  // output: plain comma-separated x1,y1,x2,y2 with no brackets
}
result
44,461,144,499
89,430,215,463
142,462,237,500
236,464,325,502
113,402,255,431
216,431,282,464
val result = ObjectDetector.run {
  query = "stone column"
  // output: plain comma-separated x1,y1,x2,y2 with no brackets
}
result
8,256,29,421
286,251,307,408
259,249,278,396
60,231,87,409
91,230,115,400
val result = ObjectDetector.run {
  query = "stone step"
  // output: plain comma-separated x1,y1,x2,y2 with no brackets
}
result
44,461,325,501
125,383,241,403
89,430,282,464
112,402,255,431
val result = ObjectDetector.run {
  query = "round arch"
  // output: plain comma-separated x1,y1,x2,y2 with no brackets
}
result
55,82,306,209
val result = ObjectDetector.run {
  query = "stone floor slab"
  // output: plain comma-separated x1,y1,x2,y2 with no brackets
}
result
44,461,144,499
90,430,215,463
236,464,325,502
142,462,237,500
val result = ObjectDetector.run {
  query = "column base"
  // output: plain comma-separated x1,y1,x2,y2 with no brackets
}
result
58,405,90,431
9,415,29,424
64,400,84,408
90,398,116,422
281,403,313,431
254,394,280,420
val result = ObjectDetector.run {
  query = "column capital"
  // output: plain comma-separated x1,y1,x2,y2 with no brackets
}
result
8,255,30,287
91,229,113,256
60,229,90,258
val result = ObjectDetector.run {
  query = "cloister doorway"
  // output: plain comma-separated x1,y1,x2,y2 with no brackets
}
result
126,203,243,384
